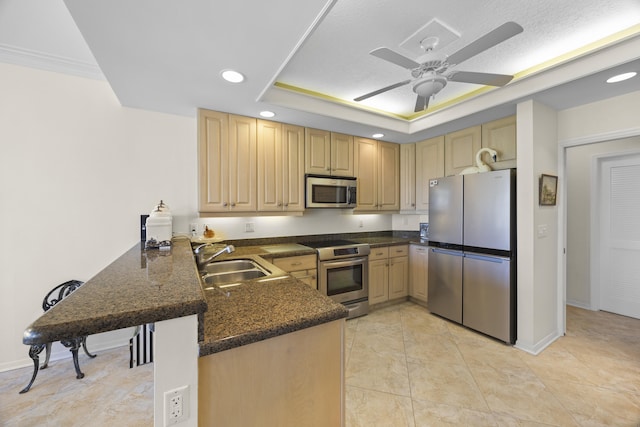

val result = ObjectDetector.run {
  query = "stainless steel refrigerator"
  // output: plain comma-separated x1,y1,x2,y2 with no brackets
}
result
427,169,516,344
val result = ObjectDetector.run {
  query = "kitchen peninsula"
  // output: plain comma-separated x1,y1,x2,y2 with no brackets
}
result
22,237,350,426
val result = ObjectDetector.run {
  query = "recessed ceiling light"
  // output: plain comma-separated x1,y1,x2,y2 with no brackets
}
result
372,133,384,139
606,72,637,83
259,111,275,118
221,69,245,83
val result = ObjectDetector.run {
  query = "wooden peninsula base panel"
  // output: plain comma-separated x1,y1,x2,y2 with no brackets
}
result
198,319,345,426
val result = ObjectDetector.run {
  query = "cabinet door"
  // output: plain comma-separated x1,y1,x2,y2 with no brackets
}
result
400,143,416,211
482,115,516,170
369,258,389,305
378,141,400,211
415,136,444,212
257,120,282,211
228,115,257,211
330,132,354,177
354,137,378,210
282,124,305,212
198,109,229,212
444,125,481,176
409,245,429,303
388,256,409,299
305,128,331,175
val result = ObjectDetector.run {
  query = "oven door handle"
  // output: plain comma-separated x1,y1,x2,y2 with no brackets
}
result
322,257,368,268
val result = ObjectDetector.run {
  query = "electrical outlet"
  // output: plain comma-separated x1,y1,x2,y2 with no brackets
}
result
164,385,189,426
189,223,198,235
245,222,254,232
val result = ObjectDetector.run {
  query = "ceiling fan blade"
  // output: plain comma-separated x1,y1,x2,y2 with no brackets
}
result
447,22,523,66
354,79,412,102
414,95,429,112
370,47,420,69
448,71,514,86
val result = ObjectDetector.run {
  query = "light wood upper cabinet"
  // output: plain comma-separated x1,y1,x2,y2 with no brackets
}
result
199,109,257,212
354,138,400,211
257,121,305,212
305,129,354,177
482,115,516,170
330,132,355,177
400,143,416,211
415,136,444,211
444,125,481,176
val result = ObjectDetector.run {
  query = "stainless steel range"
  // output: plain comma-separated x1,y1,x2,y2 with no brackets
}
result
301,239,370,319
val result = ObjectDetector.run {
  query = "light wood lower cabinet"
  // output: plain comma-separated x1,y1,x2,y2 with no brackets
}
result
199,319,345,427
369,245,409,305
271,254,317,289
409,244,429,304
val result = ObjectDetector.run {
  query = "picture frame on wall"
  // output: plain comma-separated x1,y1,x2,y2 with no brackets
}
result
539,174,558,206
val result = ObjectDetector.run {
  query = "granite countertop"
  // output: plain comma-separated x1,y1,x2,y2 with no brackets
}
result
199,276,348,356
23,238,207,345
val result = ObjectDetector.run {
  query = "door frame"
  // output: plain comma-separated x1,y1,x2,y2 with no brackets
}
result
558,127,640,336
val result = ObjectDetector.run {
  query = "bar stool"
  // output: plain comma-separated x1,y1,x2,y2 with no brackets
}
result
20,280,97,393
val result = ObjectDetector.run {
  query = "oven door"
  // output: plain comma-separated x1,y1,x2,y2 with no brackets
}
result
318,256,368,304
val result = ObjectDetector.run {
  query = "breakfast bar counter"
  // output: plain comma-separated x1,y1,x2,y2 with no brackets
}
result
23,238,207,346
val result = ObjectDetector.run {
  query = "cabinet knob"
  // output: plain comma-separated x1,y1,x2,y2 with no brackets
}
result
284,203,289,207
223,202,228,207
230,202,236,207
278,202,282,207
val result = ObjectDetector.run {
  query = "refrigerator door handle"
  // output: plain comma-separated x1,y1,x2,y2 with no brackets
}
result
464,253,510,263
431,248,464,257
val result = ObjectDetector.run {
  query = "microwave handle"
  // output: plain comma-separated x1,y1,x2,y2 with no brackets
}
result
348,186,356,205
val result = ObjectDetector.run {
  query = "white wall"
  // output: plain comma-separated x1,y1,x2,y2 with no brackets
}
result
0,62,396,371
515,100,559,354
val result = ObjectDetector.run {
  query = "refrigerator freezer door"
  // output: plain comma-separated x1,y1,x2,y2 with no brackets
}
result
428,247,463,323
463,169,515,251
428,175,463,245
463,253,515,343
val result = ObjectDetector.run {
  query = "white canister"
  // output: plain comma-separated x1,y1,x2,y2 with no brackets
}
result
145,200,173,242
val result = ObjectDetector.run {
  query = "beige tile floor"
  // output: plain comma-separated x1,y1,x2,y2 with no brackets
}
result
1,303,639,426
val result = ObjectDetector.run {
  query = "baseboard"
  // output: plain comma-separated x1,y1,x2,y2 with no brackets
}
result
514,329,561,355
566,300,595,311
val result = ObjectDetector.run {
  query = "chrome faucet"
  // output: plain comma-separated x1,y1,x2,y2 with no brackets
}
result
194,244,235,270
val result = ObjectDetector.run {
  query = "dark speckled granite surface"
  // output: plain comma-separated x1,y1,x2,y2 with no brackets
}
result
23,238,207,346
199,276,347,356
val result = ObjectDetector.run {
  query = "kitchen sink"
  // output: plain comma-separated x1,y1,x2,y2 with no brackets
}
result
200,257,288,289
202,270,267,286
202,259,267,275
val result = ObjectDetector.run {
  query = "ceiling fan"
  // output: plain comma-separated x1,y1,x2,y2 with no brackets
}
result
354,22,524,112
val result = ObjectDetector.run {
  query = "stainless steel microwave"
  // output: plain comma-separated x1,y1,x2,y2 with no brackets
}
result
305,175,357,208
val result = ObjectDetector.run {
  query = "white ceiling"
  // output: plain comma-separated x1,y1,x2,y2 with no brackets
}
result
2,0,640,143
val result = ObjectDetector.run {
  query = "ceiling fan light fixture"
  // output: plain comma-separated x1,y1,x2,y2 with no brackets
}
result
413,75,447,97
606,72,637,83
221,69,245,83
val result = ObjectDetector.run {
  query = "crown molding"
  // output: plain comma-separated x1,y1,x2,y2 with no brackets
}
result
0,43,104,80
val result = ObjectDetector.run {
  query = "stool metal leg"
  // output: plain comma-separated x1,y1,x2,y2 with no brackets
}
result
41,342,52,369
81,336,96,358
61,338,85,379
20,344,46,394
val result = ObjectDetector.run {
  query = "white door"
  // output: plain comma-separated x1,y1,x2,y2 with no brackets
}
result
599,153,640,319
